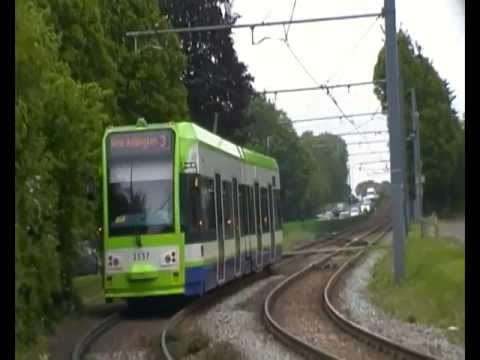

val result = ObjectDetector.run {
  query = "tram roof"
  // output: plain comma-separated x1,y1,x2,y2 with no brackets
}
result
104,121,278,170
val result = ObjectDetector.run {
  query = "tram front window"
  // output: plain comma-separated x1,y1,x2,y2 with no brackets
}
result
106,130,174,236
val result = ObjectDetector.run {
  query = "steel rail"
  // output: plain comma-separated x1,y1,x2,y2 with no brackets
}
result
161,214,378,359
323,229,440,360
263,222,386,359
71,313,122,360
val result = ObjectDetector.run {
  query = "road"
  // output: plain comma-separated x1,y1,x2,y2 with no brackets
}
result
438,218,465,244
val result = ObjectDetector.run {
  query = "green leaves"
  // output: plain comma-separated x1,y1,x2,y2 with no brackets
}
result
16,1,191,354
101,0,188,125
16,0,110,353
243,95,349,220
159,0,253,140
373,30,463,215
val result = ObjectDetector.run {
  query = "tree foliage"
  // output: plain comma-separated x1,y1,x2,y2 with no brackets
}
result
300,131,349,208
15,1,352,356
99,0,188,124
16,0,109,355
373,30,464,215
355,180,391,198
159,0,254,141
38,0,189,125
15,0,189,356
243,95,349,220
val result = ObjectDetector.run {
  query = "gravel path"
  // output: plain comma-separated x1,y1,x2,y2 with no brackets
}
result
439,219,465,244
337,234,465,360
192,276,302,360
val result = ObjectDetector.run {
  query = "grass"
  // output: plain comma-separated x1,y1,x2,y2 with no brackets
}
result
282,214,367,251
369,225,465,343
72,274,104,308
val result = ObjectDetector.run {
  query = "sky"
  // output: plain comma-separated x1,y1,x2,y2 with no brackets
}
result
230,0,465,192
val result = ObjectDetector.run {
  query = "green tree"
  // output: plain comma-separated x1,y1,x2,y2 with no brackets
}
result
242,95,349,220
100,0,188,124
242,95,313,220
41,0,189,125
355,180,382,198
300,132,349,205
16,0,109,355
373,30,463,215
159,0,254,141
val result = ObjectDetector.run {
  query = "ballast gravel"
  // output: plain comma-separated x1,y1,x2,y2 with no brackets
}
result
190,275,303,360
337,237,465,360
85,350,148,360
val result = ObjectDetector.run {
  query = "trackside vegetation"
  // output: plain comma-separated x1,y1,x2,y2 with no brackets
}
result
282,215,368,251
373,30,464,216
15,1,352,356
72,274,104,309
368,225,464,343
16,1,463,358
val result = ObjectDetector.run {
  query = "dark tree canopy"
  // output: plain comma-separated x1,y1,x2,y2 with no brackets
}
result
373,30,463,215
159,0,254,141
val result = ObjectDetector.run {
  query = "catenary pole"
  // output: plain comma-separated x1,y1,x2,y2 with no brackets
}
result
411,88,423,222
384,0,406,283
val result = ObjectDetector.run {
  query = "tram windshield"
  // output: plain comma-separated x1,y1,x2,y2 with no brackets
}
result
106,130,174,236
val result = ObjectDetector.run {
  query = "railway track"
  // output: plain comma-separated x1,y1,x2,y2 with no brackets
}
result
71,208,386,360
263,214,440,360
323,233,440,360
71,313,122,360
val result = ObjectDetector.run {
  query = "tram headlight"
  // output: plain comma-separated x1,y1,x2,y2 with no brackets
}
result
160,249,177,266
165,254,171,264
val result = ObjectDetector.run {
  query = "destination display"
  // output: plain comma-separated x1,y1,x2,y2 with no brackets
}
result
108,130,172,156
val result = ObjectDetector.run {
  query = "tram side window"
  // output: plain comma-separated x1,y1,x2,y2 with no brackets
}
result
204,178,217,237
260,187,270,233
239,185,249,236
189,176,202,234
181,175,217,242
274,189,282,230
222,181,234,239
248,187,256,235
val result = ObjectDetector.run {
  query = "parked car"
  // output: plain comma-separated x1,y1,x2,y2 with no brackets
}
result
350,207,360,217
339,210,350,219
360,199,372,213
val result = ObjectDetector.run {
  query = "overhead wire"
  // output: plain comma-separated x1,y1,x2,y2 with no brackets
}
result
285,0,298,39
282,40,382,183
326,15,381,83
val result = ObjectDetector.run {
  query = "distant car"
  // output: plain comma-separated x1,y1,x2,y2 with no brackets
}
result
316,213,327,220
350,207,360,217
360,199,372,213
339,210,350,219
316,210,334,221
364,187,379,202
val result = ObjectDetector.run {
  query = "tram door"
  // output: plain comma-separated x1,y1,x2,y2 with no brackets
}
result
214,174,225,282
268,184,276,261
233,178,241,275
254,183,262,267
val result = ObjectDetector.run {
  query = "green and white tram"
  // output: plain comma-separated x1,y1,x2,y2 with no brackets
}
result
102,120,282,302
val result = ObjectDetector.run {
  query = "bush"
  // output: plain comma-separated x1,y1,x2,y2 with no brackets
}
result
15,0,107,354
